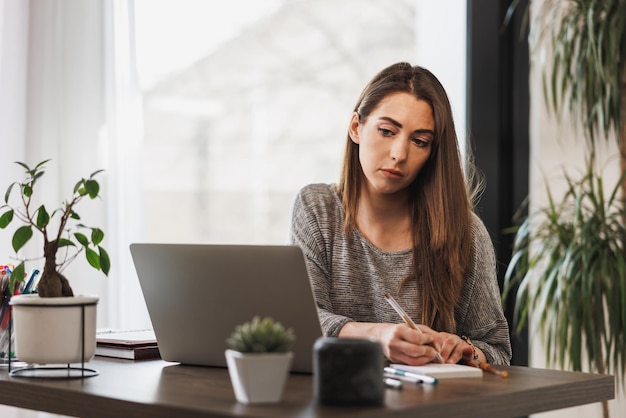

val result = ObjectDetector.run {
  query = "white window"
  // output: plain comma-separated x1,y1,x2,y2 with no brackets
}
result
1,0,465,331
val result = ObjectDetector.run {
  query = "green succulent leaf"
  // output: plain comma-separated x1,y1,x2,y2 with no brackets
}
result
226,316,295,353
12,225,33,252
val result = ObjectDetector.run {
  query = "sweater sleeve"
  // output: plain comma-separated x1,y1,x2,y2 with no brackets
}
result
289,185,353,337
455,215,512,365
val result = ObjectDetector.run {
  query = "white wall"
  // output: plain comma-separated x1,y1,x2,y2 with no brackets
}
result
414,0,466,153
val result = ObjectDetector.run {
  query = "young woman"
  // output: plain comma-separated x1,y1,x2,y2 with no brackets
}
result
290,62,511,366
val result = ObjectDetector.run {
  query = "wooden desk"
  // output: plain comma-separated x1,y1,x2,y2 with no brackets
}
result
0,358,615,418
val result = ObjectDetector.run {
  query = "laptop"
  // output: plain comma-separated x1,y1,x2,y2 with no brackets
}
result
130,243,323,373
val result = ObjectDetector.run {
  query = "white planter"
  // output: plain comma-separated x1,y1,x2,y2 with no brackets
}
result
10,294,98,364
225,349,293,404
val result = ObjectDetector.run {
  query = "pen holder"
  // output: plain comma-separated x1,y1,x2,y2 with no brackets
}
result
0,318,15,365
313,337,384,406
0,293,15,365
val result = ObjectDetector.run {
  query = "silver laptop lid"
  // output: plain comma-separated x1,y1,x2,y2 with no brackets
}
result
130,243,322,373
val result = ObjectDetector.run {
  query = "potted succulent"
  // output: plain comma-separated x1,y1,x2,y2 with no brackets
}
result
225,316,295,404
0,160,110,367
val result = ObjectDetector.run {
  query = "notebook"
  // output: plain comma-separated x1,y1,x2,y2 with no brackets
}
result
390,363,483,379
130,243,323,373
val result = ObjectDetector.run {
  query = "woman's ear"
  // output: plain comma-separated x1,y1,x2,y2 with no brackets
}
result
348,112,361,144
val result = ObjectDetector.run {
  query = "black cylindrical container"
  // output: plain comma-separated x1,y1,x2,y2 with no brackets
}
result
313,337,385,406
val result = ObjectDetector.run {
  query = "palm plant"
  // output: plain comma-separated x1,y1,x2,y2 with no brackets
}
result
504,160,626,415
526,0,625,156
504,1,626,417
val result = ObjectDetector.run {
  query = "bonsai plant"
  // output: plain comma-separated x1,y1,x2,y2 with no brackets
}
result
504,1,625,416
0,160,110,297
0,160,110,368
225,316,295,404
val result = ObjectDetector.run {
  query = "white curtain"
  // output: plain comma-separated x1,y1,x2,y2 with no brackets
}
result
0,0,28,202
0,0,150,332
102,0,151,330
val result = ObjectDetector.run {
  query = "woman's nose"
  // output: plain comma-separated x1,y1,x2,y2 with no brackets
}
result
390,137,409,162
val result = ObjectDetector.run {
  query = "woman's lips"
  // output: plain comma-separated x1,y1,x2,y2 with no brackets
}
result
381,168,403,179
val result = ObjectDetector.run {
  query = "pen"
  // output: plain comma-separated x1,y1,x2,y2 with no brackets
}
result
384,366,438,385
384,371,424,385
473,360,509,378
460,336,509,378
384,292,445,363
23,269,40,294
383,377,403,389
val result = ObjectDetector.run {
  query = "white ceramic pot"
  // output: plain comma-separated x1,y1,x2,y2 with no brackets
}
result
10,294,99,364
225,349,293,404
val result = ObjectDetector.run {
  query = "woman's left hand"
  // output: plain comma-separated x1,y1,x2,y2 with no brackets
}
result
433,332,476,364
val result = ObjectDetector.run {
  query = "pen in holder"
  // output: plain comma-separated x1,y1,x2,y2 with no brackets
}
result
313,337,385,406
0,306,15,365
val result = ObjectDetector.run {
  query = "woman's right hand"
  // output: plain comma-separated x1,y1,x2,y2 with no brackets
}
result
339,321,440,365
378,323,441,365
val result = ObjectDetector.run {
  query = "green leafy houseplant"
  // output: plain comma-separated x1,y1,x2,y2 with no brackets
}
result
504,160,626,382
502,2,625,416
227,316,295,353
0,160,110,297
507,0,625,157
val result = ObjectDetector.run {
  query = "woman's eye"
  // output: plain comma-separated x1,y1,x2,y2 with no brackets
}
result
378,128,394,137
412,137,431,148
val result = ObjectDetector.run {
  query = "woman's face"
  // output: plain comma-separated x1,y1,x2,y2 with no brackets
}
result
349,91,434,197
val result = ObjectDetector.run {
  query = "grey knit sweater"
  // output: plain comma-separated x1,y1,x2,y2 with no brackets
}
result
289,183,512,365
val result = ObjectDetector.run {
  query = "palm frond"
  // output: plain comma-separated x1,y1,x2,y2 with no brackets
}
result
504,161,626,385
534,0,626,144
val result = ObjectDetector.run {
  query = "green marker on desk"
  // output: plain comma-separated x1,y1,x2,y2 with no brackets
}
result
384,366,438,385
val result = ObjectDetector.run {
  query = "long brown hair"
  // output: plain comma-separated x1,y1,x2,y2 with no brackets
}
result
336,62,476,332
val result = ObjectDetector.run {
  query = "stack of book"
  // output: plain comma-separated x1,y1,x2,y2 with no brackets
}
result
96,329,160,361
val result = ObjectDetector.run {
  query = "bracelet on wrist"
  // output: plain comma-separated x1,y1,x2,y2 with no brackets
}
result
461,335,479,362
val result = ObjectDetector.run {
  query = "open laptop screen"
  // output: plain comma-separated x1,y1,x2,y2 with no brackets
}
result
130,243,323,373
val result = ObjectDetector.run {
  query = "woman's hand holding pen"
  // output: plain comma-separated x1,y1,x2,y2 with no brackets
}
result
381,323,484,366
338,321,442,365
378,323,442,366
